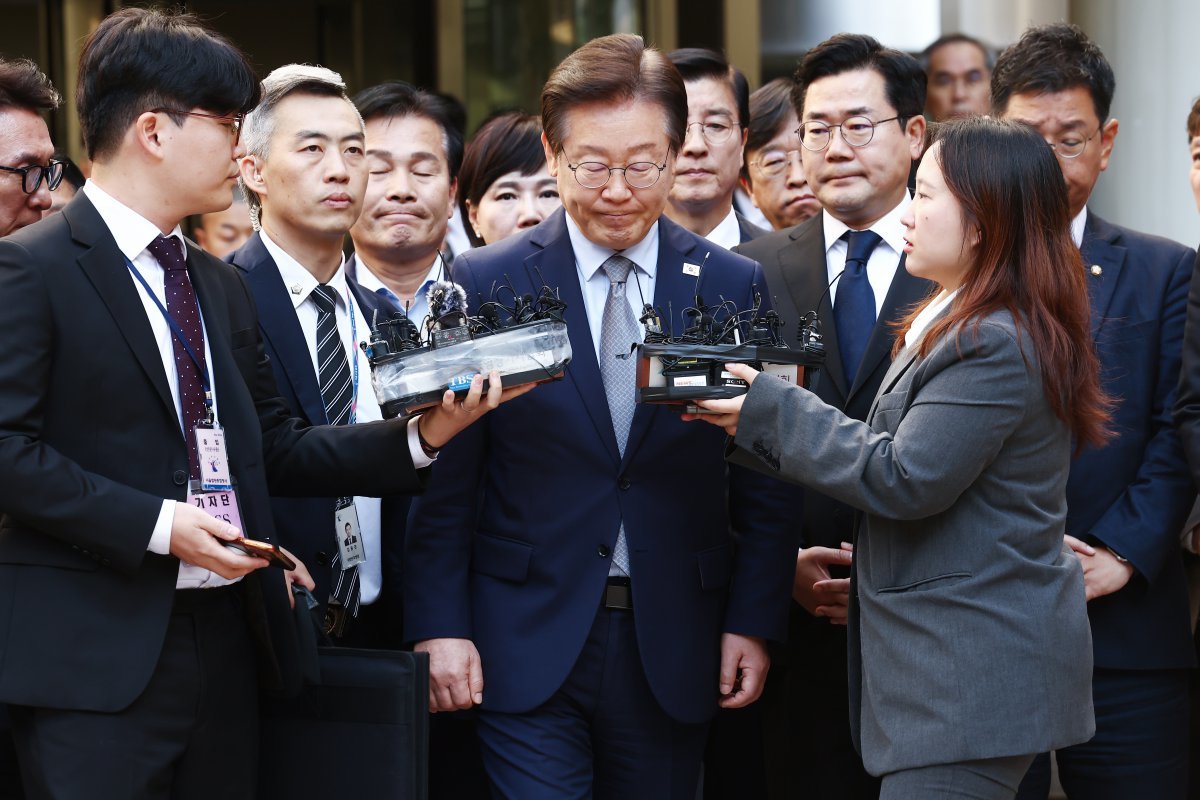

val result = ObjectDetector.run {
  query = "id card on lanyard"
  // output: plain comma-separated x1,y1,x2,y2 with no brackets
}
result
333,285,366,568
126,255,242,518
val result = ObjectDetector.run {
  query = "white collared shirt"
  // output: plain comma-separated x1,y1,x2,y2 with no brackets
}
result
83,181,232,589
355,254,445,333
1071,207,1088,249
565,213,660,359
822,194,911,319
261,233,391,605
702,206,742,251
903,288,959,350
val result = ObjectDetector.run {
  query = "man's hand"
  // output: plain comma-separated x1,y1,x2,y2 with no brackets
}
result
169,503,268,579
794,543,854,624
718,632,769,709
279,546,315,608
415,637,484,712
1063,534,1135,601
682,362,760,436
417,369,535,451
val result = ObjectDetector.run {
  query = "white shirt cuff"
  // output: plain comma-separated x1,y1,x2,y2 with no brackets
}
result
148,499,176,554
407,416,436,469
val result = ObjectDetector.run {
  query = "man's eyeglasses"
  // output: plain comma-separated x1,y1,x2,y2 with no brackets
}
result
750,149,802,179
796,116,904,152
1046,127,1101,160
0,159,65,195
152,108,245,146
684,120,740,145
565,158,667,189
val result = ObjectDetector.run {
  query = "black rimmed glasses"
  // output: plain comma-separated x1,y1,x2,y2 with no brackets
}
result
565,158,667,189
152,108,245,146
0,159,65,195
1046,127,1102,160
797,116,904,152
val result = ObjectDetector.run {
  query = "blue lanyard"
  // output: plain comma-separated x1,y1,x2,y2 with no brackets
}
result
124,255,216,425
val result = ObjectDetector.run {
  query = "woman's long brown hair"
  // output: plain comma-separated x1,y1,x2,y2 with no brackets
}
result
896,117,1113,449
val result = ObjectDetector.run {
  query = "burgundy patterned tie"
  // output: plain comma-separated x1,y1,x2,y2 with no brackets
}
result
146,234,209,480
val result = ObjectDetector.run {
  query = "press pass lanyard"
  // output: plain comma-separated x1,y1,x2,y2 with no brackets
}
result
345,284,359,425
124,256,216,426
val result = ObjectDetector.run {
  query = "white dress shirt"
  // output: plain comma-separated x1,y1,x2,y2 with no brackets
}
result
702,206,742,251
822,194,911,319
903,288,959,350
565,213,660,359
83,181,232,589
261,233,390,605
1071,207,1088,249
355,255,445,336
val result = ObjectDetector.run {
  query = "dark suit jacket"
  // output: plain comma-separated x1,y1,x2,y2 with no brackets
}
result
735,211,768,245
227,233,411,614
0,195,424,713
1076,213,1195,671
403,209,801,724
737,214,932,552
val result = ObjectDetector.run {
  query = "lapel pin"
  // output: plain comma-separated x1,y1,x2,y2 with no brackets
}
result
290,284,302,295
1090,265,1102,277
682,263,702,276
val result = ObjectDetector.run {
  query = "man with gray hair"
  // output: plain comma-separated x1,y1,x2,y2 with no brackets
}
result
226,64,409,646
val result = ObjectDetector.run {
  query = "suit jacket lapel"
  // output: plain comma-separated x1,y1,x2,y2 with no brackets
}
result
620,218,698,466
525,211,623,464
781,219,850,402
234,233,329,425
67,195,176,419
1079,213,1126,340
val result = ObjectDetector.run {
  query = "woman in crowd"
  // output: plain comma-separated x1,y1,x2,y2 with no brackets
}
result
457,111,560,246
688,116,1110,799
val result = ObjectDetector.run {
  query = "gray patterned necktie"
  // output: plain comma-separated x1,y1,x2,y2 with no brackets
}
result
311,284,359,616
599,254,640,576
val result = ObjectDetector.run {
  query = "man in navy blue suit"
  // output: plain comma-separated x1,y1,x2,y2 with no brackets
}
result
225,64,410,647
403,33,799,799
993,24,1197,800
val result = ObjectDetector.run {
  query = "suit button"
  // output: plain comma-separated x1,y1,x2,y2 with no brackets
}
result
597,545,610,558
316,551,331,566
618,477,631,490
173,470,187,486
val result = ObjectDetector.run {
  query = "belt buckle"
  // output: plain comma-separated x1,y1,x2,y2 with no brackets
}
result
322,603,349,637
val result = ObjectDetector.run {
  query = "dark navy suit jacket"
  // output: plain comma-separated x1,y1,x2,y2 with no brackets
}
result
403,210,801,724
227,232,410,614
1074,213,1195,671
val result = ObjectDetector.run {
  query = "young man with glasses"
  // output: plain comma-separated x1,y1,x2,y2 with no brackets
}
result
0,9,516,798
404,32,799,799
736,33,932,800
665,48,765,248
0,58,61,237
989,24,1197,800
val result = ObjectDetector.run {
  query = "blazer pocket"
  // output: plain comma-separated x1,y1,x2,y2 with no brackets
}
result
873,390,909,412
876,571,971,594
696,542,733,590
471,532,533,584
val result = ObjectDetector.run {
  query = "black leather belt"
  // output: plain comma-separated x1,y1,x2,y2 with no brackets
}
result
604,576,632,610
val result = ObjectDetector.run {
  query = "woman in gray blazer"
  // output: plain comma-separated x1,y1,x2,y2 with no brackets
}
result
688,117,1112,799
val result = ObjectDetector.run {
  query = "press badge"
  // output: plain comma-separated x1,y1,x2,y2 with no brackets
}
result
186,480,244,533
335,499,366,568
194,423,233,491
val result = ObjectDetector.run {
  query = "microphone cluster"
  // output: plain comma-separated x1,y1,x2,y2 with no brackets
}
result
635,256,825,411
362,272,572,418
